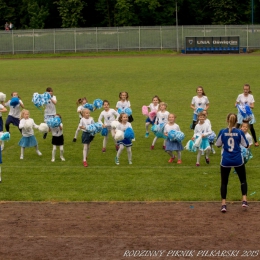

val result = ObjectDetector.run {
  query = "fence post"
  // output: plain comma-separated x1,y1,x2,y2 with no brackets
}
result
117,27,119,51
33,29,35,54
139,26,141,51
182,25,184,49
12,30,14,54
96,27,98,52
247,25,249,51
74,29,77,53
160,26,163,50
54,29,56,54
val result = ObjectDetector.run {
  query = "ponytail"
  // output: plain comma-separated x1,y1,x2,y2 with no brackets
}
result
227,113,237,133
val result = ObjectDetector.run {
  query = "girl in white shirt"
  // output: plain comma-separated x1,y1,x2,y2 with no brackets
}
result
18,109,42,160
116,91,133,122
98,100,119,152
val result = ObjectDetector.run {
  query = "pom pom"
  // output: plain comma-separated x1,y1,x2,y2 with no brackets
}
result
114,130,124,141
47,117,61,128
0,92,6,102
38,123,49,133
149,110,157,121
0,132,10,141
194,135,202,148
142,106,149,116
93,99,103,109
24,120,33,132
124,127,135,139
10,97,19,107
32,92,51,108
153,123,166,139
237,104,252,121
124,108,132,116
85,124,97,135
101,127,108,136
117,108,123,114
208,131,216,143
184,140,197,152
168,130,185,142
151,124,159,133
83,103,94,112
195,107,204,114
94,123,102,134
111,120,119,129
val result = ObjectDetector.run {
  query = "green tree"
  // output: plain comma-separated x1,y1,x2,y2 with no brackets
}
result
55,0,86,28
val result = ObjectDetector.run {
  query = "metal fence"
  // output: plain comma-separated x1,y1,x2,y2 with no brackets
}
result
0,25,260,54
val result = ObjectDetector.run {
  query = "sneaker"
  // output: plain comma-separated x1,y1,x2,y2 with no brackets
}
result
168,156,175,163
1,146,4,151
115,157,119,165
150,145,154,150
37,150,42,156
129,161,132,165
221,205,227,213
60,157,65,161
196,163,200,167
115,145,119,151
20,155,23,160
211,147,216,154
205,157,210,164
102,148,106,152
72,138,77,142
132,138,135,141
242,201,249,208
163,146,166,150
145,133,149,138
177,160,182,164
43,133,47,139
51,158,55,162
83,161,88,167
233,169,237,174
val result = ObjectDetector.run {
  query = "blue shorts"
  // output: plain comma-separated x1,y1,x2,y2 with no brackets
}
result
0,117,3,132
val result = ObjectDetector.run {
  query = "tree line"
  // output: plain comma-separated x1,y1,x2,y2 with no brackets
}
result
0,0,259,30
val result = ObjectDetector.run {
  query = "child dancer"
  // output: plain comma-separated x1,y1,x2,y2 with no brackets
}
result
98,100,119,152
164,114,183,164
115,113,133,165
50,114,65,162
116,91,133,122
0,102,7,150
201,110,215,154
190,86,209,130
43,87,57,139
192,112,212,166
73,97,87,142
144,95,161,138
151,102,169,150
5,92,24,133
78,109,95,167
18,109,42,159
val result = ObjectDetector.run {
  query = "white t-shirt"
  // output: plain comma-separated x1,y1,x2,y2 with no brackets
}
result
116,100,131,110
245,132,253,146
98,109,119,126
191,96,209,113
236,94,255,106
5,99,24,118
0,104,4,117
116,122,132,132
44,96,57,116
77,105,84,119
193,122,212,138
79,117,95,132
164,123,180,134
19,118,38,137
156,111,170,124
148,103,159,111
50,123,63,137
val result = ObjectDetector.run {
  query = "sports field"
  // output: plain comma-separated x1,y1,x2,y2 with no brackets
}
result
0,52,260,259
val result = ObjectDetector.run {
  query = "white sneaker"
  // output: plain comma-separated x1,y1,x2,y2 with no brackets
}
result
37,150,42,156
129,160,132,165
60,157,65,161
1,146,4,151
20,155,23,160
51,158,55,162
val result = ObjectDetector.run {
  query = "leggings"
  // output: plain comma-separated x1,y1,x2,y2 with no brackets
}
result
237,123,257,143
220,164,247,200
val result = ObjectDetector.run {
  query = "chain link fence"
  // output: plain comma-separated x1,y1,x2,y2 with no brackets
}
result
0,25,259,54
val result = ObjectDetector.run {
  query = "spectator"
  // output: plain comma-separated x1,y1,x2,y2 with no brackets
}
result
4,22,9,31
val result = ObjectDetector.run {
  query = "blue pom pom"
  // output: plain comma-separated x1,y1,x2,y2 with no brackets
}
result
101,128,108,136
196,107,204,114
10,97,19,107
208,131,216,143
168,130,185,142
124,127,135,139
83,103,94,112
151,124,159,133
93,99,103,109
124,108,132,116
94,123,102,133
47,117,61,128
117,108,124,114
0,132,10,141
185,140,197,152
245,104,252,116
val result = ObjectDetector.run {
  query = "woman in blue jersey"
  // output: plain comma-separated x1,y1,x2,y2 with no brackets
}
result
215,113,249,213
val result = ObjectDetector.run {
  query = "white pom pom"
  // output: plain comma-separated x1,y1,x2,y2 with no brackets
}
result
24,120,34,131
38,123,49,133
114,130,124,141
111,120,120,129
0,92,6,102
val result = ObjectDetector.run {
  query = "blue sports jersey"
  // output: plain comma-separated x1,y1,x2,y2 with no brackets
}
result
215,127,249,167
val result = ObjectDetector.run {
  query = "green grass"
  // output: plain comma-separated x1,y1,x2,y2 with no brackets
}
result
0,53,260,201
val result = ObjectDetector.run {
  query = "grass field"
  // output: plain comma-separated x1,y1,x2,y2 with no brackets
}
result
0,52,260,201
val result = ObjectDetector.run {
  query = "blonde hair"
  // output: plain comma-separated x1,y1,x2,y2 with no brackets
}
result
82,108,90,115
227,113,237,133
20,109,29,119
159,102,167,109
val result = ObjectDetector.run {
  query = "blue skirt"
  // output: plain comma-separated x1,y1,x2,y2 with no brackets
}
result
18,135,38,147
195,136,210,151
165,139,183,151
82,131,94,144
237,112,256,124
117,138,132,147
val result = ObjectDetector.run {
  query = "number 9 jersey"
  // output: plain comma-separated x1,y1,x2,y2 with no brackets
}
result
215,128,249,167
